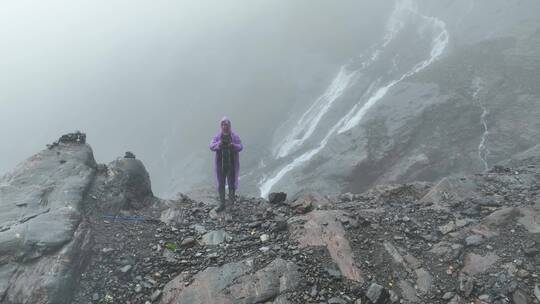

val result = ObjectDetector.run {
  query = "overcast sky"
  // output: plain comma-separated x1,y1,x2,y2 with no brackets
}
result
0,0,390,195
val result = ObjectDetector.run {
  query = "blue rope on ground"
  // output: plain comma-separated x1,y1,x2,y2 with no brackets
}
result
102,215,146,221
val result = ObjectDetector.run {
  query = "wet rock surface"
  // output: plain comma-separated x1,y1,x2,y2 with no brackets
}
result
72,160,539,304
0,133,96,304
1,133,540,304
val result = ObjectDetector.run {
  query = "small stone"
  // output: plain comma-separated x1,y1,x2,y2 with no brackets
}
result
367,283,388,303
120,265,132,273
248,221,261,228
101,248,114,254
310,285,318,297
201,230,231,246
260,234,270,242
448,295,464,304
340,192,354,202
465,235,484,246
209,209,219,219
439,221,457,235
459,275,474,297
403,255,422,269
455,219,470,228
135,284,143,293
524,246,539,256
181,237,196,247
517,269,529,278
325,266,342,279
150,289,162,302
534,285,540,301
478,294,490,301
328,297,347,304
192,224,206,234
388,290,399,302
259,246,271,253
162,249,177,263
442,292,455,300
462,253,499,275
92,293,99,301
512,289,528,304
268,192,287,204
415,268,433,293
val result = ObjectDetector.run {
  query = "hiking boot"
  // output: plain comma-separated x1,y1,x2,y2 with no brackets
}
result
216,198,225,212
228,189,236,203
216,190,226,212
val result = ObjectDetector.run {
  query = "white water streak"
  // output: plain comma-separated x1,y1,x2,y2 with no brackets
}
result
472,78,490,171
259,78,383,198
275,67,356,159
259,0,449,197
338,14,449,133
274,0,416,160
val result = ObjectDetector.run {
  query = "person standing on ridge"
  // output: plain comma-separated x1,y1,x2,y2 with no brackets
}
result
209,117,243,211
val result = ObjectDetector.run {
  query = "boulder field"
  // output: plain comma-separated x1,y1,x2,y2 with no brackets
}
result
0,133,539,304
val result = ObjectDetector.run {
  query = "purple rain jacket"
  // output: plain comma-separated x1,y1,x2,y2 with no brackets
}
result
209,117,243,189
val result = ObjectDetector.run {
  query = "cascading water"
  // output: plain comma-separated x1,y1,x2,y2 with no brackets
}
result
472,77,490,172
274,66,357,159
338,15,449,133
259,0,450,198
273,0,416,161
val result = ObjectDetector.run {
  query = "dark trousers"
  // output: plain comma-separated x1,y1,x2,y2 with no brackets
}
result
218,168,235,201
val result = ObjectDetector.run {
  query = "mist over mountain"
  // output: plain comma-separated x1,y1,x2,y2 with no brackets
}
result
0,0,390,197
2,2,540,303
1,0,540,199
249,0,540,198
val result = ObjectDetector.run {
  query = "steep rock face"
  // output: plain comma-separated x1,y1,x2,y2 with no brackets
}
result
0,133,158,304
250,0,540,198
0,139,96,304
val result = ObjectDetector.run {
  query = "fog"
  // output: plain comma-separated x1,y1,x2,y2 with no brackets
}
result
0,0,391,196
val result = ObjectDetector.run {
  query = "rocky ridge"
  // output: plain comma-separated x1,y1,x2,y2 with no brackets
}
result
1,133,539,304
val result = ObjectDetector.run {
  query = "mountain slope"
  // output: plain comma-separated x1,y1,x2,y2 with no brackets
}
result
249,0,540,198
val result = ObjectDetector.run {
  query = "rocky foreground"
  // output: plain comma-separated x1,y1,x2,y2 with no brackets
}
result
0,133,539,304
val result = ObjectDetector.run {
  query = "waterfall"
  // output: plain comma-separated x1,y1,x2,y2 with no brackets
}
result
274,66,357,159
472,77,490,172
338,15,449,133
272,0,417,160
259,0,450,198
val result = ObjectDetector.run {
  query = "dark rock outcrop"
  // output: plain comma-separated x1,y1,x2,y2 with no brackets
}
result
268,192,287,205
0,133,158,304
0,135,96,304
84,155,155,213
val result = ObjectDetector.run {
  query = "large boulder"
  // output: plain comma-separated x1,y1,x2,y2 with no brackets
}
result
289,192,331,214
0,137,96,304
93,155,154,211
161,258,300,304
288,210,364,282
